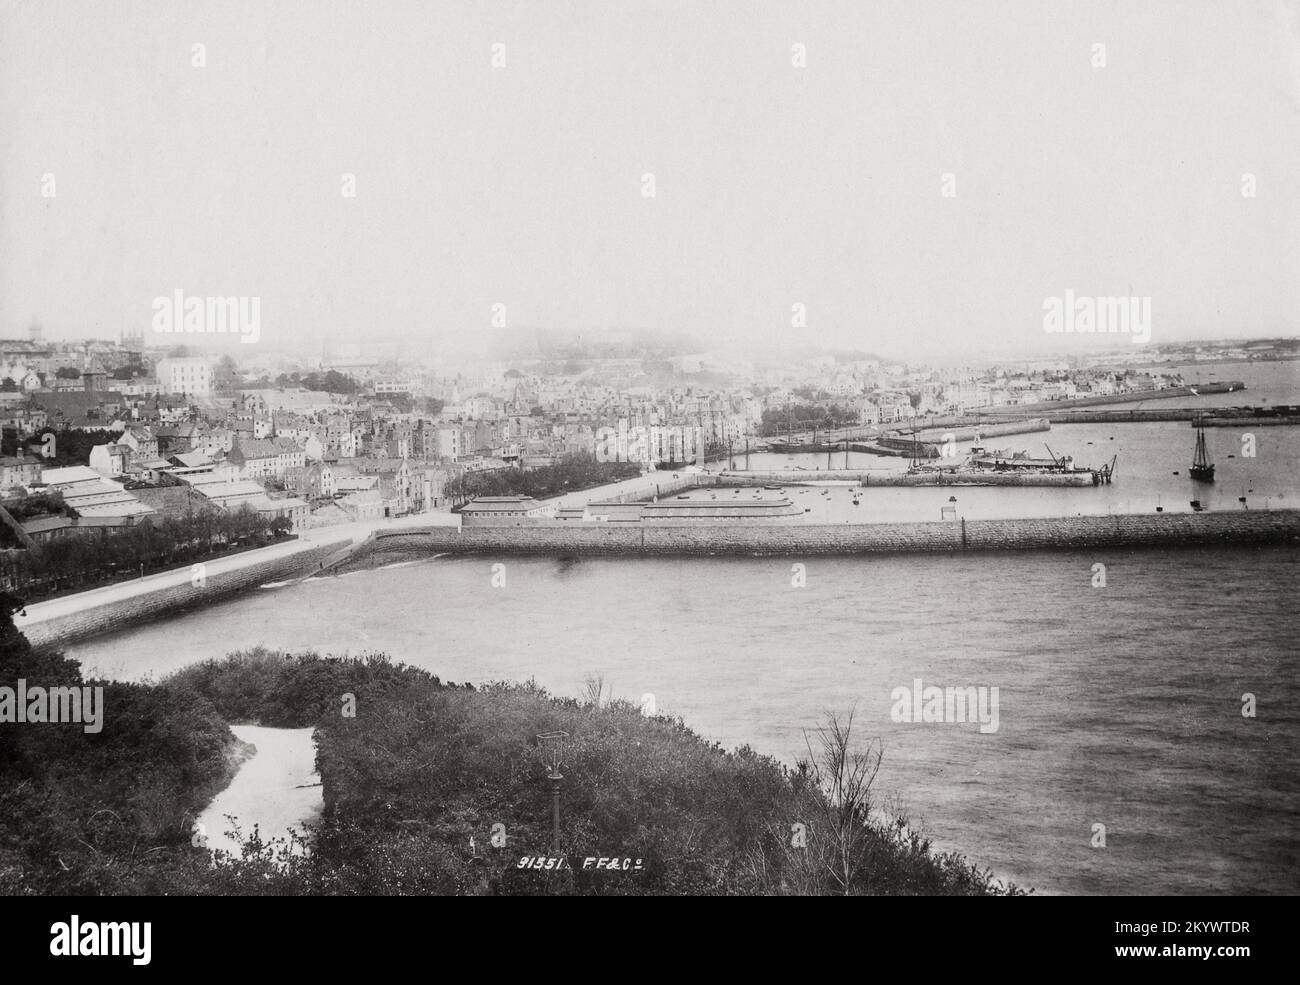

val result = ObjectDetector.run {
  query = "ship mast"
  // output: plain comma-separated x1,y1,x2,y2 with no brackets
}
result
1192,415,1208,468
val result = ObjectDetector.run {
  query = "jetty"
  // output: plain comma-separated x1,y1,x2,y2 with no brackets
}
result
979,381,1247,415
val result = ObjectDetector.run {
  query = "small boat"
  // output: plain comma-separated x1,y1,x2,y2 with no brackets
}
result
763,485,782,491
676,495,690,499
1190,416,1215,482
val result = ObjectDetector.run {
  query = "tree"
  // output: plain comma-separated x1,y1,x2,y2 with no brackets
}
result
797,709,882,895
214,354,239,391
55,367,81,379
30,428,119,466
0,378,16,392
323,370,357,394
3,499,290,601
386,394,414,414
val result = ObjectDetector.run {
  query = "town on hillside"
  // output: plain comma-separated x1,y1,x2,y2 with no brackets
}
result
0,328,1294,594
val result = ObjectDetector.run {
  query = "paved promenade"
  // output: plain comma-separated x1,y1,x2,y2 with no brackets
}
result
13,511,461,635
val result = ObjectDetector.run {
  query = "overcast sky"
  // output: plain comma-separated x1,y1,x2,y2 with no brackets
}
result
2,0,1298,361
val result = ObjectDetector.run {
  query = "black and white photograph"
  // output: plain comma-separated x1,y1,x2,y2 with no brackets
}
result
0,0,1296,955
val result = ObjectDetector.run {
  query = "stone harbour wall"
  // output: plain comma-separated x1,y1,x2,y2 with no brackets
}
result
18,539,350,649
360,510,1300,559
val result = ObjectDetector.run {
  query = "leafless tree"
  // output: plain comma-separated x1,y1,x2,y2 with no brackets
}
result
798,708,883,895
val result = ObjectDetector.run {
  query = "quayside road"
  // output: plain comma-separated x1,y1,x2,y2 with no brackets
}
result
13,511,460,635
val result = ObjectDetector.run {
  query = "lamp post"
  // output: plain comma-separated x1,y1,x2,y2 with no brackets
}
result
536,730,568,853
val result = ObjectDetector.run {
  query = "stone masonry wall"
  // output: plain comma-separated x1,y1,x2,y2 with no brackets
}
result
361,510,1300,559
20,539,349,649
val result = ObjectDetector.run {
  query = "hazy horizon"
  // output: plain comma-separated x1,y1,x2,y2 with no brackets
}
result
3,0,1298,360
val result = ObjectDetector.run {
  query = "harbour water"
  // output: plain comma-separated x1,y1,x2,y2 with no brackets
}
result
729,419,1300,521
69,544,1300,895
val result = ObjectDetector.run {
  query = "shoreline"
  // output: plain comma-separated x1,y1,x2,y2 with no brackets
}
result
979,381,1247,415
16,536,351,649
17,510,1300,649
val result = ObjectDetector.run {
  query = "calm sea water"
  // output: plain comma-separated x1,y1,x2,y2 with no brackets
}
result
735,419,1299,522
70,545,1300,896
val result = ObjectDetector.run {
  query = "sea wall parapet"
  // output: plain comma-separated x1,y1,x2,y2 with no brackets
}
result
358,510,1300,559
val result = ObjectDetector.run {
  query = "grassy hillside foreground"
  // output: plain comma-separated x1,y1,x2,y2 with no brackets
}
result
0,606,1025,895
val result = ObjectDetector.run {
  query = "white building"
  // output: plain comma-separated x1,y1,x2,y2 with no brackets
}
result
434,424,462,461
154,357,214,396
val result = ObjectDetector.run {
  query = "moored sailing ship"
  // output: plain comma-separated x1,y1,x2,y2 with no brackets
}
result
1190,417,1215,482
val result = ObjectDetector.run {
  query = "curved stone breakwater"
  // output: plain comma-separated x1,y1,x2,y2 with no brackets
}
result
361,510,1300,559
980,381,1247,414
912,418,1051,443
18,539,350,649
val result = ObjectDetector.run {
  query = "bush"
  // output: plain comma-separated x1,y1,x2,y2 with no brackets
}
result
0,599,235,895
0,602,1025,896
2,505,293,600
446,452,640,506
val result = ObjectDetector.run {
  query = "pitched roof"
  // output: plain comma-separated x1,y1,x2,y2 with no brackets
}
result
37,465,104,486
27,391,121,417
169,451,214,468
193,480,267,499
228,438,281,462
